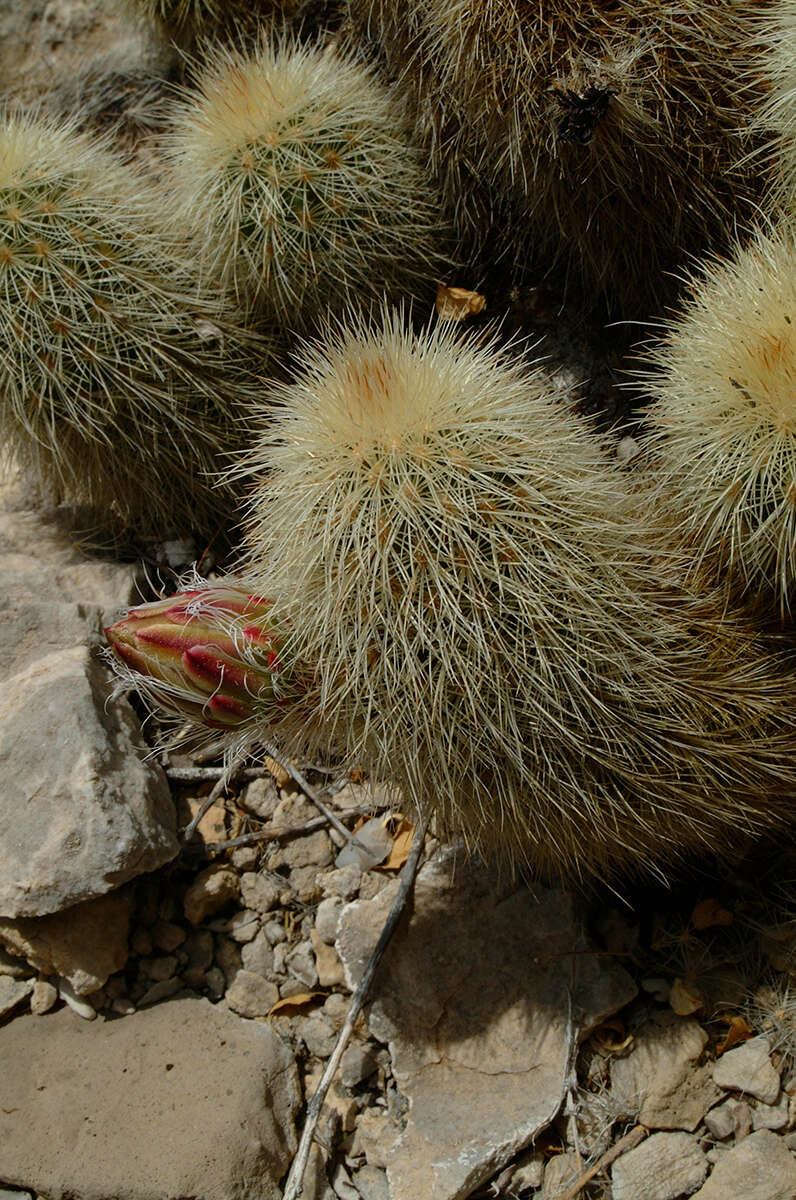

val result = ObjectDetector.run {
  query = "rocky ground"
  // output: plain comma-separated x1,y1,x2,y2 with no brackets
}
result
1,2,796,1198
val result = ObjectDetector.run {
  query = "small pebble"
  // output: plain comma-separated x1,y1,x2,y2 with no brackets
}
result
226,909,261,944
138,978,181,1007
183,865,239,926
226,970,279,1018
30,979,58,1015
713,1037,781,1105
264,919,287,945
58,978,96,1021
239,872,281,916
143,955,178,982
321,866,362,900
204,966,226,1001
315,897,344,945
231,845,259,871
286,940,319,989
151,920,186,953
111,997,136,1016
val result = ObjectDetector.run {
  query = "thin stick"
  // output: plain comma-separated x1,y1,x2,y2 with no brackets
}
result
263,743,369,854
182,772,230,841
166,766,272,784
550,1124,648,1200
204,807,371,853
281,813,430,1200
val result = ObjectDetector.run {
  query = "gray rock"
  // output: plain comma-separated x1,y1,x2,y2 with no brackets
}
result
315,897,345,945
0,946,31,979
241,930,276,979
610,1013,722,1131
350,1165,390,1200
612,1132,708,1200
690,1129,796,1199
0,997,300,1200
704,1097,747,1141
30,979,58,1015
240,777,280,821
151,921,185,953
751,1094,789,1131
541,1152,580,1198
336,851,636,1200
0,647,177,918
240,872,281,916
0,975,34,1017
0,0,175,102
286,940,319,989
138,978,181,1007
231,845,260,872
712,1037,781,1104
226,970,279,1018
296,1013,338,1059
0,1189,33,1199
0,887,132,994
227,909,261,944
264,919,287,945
339,1043,379,1089
183,865,239,926
321,866,362,900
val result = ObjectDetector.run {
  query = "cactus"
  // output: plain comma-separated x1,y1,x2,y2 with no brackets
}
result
0,109,265,539
133,0,300,44
344,0,769,317
757,0,796,210
165,37,448,326
121,308,793,885
638,223,796,618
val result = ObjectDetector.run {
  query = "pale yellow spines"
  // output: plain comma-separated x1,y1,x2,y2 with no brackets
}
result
0,108,264,537
640,223,796,617
166,37,448,326
235,308,796,883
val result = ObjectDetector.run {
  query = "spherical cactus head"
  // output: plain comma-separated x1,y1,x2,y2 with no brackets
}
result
105,581,304,750
166,36,448,324
640,222,796,618
0,107,263,539
757,0,796,212
236,306,796,882
344,0,768,318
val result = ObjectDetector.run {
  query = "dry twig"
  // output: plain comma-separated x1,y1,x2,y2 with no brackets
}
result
551,1124,648,1200
281,813,430,1200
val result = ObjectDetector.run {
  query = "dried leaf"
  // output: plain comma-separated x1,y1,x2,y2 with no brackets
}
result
715,1014,753,1056
669,977,704,1015
269,990,325,1015
435,284,486,322
377,818,415,872
691,898,733,930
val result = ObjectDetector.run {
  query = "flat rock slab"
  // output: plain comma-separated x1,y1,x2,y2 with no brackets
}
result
336,851,637,1200
0,646,177,918
611,1132,708,1200
0,888,132,994
691,1129,796,1200
0,997,301,1200
610,1012,721,1130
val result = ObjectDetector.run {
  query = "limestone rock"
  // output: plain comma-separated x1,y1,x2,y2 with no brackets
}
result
0,997,300,1200
226,969,280,1018
611,1132,708,1200
183,865,239,926
610,1013,721,1130
0,975,34,1017
0,646,177,918
712,1036,781,1104
336,850,636,1200
0,887,132,994
690,1129,796,1200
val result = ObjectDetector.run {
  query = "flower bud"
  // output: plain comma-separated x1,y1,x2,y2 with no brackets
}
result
105,582,293,731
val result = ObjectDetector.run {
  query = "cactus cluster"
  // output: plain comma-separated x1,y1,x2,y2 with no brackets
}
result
0,109,263,538
757,0,796,210
345,0,768,316
166,37,447,326
134,0,299,44
178,312,792,882
639,224,796,618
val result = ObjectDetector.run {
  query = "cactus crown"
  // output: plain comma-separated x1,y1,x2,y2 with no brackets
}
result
167,37,446,323
640,223,796,615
